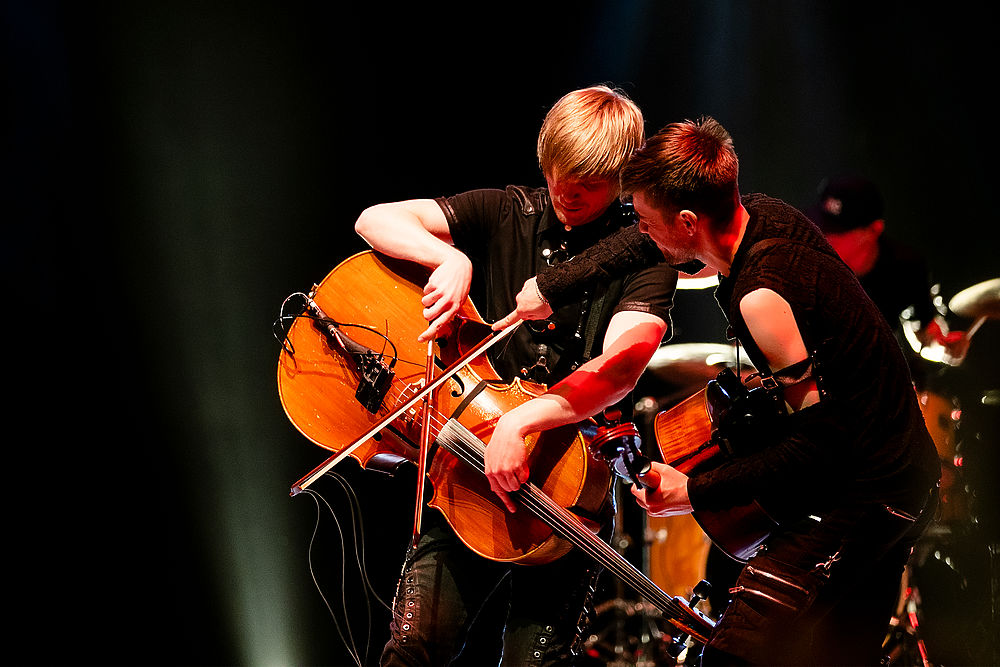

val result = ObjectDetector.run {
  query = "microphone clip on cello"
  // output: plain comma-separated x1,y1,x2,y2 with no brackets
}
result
282,261,524,496
304,293,396,414
276,288,396,414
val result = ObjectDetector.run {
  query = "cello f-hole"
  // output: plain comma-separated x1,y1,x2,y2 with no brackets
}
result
433,354,465,397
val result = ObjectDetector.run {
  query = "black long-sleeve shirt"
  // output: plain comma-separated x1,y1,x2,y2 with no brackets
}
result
538,193,940,518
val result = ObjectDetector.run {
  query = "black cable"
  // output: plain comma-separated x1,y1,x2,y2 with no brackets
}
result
302,488,363,667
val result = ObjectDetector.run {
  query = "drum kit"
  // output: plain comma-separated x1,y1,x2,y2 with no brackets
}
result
579,277,1000,666
884,278,1000,666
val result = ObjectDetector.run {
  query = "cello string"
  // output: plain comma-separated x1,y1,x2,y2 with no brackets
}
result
307,330,709,633
440,432,703,636
434,422,695,623
372,381,682,609
345,366,646,587
333,378,710,636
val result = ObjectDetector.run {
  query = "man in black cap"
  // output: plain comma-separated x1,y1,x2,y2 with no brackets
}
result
807,175,978,533
806,175,965,364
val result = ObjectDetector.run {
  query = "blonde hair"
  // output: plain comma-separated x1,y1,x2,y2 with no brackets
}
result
537,85,644,182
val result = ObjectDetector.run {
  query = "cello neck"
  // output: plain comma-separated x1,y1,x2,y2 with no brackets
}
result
436,419,713,642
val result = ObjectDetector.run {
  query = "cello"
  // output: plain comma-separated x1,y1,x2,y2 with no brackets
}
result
650,369,783,561
276,250,714,641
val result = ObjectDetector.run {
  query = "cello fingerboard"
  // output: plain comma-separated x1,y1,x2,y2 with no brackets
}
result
435,419,715,642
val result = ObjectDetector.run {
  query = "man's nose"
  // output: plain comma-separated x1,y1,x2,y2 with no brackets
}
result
559,187,580,201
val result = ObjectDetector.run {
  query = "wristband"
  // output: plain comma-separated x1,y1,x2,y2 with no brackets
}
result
533,279,548,305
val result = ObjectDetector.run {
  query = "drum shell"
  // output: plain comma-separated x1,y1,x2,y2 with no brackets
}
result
646,514,711,599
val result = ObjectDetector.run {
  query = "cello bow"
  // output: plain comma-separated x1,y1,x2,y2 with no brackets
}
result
288,309,522,496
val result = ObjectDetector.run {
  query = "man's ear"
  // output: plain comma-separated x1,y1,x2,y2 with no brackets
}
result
678,209,698,236
870,219,885,237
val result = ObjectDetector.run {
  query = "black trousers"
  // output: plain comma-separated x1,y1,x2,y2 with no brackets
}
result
701,488,938,666
379,511,604,667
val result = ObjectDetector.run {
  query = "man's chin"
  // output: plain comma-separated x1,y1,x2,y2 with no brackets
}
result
655,245,705,274
561,212,594,227
670,259,707,275
652,242,683,265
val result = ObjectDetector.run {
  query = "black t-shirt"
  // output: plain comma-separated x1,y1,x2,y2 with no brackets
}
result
688,194,940,515
437,185,676,386
532,193,940,515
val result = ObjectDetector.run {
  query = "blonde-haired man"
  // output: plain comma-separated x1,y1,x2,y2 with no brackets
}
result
536,85,645,191
355,86,675,665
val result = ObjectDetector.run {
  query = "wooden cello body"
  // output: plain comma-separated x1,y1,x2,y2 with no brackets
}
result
651,381,779,561
276,250,612,565
276,250,715,642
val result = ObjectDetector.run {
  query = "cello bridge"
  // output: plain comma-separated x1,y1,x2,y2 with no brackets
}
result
392,381,427,431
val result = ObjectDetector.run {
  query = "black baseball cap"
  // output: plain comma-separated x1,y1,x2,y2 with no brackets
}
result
807,175,884,233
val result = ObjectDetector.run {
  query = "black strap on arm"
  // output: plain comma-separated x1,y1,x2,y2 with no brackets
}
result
751,356,815,392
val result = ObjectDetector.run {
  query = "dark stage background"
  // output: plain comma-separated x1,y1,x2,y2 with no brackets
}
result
5,2,999,665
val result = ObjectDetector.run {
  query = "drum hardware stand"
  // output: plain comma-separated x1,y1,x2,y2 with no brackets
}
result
579,478,671,667
882,564,932,667
988,539,1000,666
581,480,638,665
581,408,715,665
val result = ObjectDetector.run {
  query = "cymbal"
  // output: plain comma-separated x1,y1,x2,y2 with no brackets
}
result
646,342,751,386
949,278,1000,319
